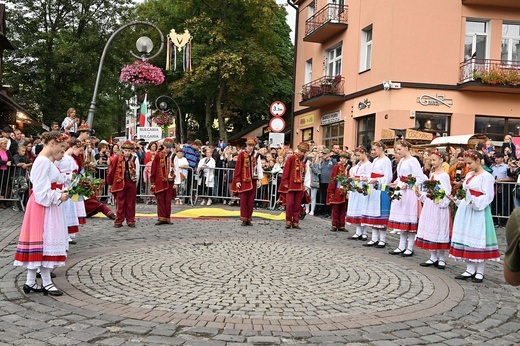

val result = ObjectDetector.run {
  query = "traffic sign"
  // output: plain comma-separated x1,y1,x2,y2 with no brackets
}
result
269,117,286,133
269,101,286,117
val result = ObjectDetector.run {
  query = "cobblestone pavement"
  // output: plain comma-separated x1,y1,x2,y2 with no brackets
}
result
0,203,519,345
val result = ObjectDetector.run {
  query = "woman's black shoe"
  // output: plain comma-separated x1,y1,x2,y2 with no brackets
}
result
420,260,438,267
454,271,475,280
23,283,44,294
350,235,360,240
389,248,404,255
363,241,377,247
375,242,386,248
329,227,338,232
401,250,414,257
43,284,63,296
436,261,446,269
360,235,368,241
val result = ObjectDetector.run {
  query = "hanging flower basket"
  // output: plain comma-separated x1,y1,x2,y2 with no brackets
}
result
120,60,165,87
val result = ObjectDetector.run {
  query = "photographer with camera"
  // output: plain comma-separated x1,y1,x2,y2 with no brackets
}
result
448,152,469,196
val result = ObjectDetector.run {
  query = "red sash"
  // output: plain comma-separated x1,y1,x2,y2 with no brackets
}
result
371,173,384,178
465,175,483,197
50,183,63,190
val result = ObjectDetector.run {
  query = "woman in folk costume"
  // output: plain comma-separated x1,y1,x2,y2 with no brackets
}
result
279,142,310,229
346,146,371,239
448,150,499,283
362,142,393,248
415,151,452,269
197,147,216,206
106,141,139,228
68,140,87,226
54,139,80,244
150,138,176,225
388,139,427,257
14,131,70,296
327,151,351,232
231,137,263,226
173,146,189,205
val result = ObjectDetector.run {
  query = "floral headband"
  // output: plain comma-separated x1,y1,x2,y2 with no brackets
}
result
354,146,367,153
55,133,70,143
372,141,385,149
463,151,480,161
430,150,443,158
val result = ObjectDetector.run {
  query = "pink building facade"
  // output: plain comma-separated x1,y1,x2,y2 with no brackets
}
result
291,0,520,149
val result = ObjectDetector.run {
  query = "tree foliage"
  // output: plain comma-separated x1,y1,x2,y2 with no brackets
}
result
3,0,144,139
136,0,294,143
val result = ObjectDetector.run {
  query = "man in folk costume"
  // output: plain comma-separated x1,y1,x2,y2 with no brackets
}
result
150,138,176,225
231,137,263,226
327,151,349,232
279,141,310,229
76,123,91,142
106,141,139,228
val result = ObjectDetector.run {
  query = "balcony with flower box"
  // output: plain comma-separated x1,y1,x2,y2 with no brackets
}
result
461,0,520,8
458,58,520,94
300,75,345,107
304,4,348,43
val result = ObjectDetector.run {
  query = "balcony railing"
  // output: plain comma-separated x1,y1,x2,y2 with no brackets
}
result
304,4,348,43
459,58,520,86
300,75,345,107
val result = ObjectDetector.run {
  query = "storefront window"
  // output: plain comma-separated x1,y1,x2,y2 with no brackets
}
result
302,128,313,142
356,114,375,149
475,115,515,140
414,112,450,137
323,122,344,149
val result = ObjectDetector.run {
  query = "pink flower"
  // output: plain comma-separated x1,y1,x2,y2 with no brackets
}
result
120,60,165,86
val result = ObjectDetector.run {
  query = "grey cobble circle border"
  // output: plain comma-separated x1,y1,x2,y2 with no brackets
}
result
42,237,464,331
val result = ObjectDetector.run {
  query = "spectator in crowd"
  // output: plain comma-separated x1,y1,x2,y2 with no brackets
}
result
502,134,517,160
33,136,44,155
61,108,80,135
217,138,226,150
0,137,13,209
196,147,216,206
491,152,512,227
448,153,470,196
51,121,60,131
2,126,17,156
306,153,319,216
183,139,202,203
173,146,189,205
318,148,336,217
14,129,24,148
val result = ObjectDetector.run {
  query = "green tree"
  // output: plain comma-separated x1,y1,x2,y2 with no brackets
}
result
137,0,293,143
3,0,145,139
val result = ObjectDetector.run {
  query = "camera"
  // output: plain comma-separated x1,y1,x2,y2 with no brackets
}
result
455,169,462,182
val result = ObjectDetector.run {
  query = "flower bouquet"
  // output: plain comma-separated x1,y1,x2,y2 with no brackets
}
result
388,186,402,201
120,60,165,87
399,174,416,188
69,174,103,200
455,188,466,200
83,161,97,176
152,110,174,137
423,180,446,202
354,181,369,196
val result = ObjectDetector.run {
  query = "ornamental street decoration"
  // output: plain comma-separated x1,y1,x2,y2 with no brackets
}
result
166,29,193,71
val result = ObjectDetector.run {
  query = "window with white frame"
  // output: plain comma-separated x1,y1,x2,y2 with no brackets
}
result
465,20,488,60
326,45,342,76
501,23,520,65
360,25,372,72
308,0,315,19
305,59,312,84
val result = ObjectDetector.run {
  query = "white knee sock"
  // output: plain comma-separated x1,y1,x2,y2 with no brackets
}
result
25,268,37,286
40,267,54,288
361,226,367,236
305,204,310,213
355,226,362,236
465,262,476,276
371,228,379,242
429,251,438,262
475,262,485,279
406,233,416,251
397,231,407,250
379,229,387,243
437,250,445,263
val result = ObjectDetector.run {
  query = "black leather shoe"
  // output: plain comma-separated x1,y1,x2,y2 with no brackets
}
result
472,275,484,283
389,248,404,255
330,228,338,232
360,235,368,241
114,224,123,228
246,221,253,226
36,272,56,279
420,260,438,267
23,284,44,294
128,224,136,228
375,242,386,248
363,241,377,247
454,271,475,280
337,228,348,232
241,221,248,226
68,240,77,245
285,225,291,229
436,261,446,269
109,214,116,220
401,250,414,257
43,283,63,296
155,221,169,225
350,235,360,240
293,225,301,230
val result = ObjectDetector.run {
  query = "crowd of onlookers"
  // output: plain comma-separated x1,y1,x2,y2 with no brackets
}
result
1,117,518,224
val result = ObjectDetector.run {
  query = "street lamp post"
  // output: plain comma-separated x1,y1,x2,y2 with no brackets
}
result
155,95,185,144
86,21,164,128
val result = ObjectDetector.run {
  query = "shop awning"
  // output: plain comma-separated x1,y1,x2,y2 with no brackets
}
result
0,92,41,126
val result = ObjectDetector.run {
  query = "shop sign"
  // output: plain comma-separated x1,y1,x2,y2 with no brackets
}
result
321,111,341,125
137,127,162,141
299,114,315,127
405,128,433,141
417,94,453,108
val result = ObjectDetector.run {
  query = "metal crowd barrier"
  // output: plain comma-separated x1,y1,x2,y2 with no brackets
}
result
2,162,517,224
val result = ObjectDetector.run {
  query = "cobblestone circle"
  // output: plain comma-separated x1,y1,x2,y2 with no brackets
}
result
68,240,436,319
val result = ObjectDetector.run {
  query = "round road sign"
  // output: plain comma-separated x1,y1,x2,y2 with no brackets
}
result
269,117,286,133
270,101,286,117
